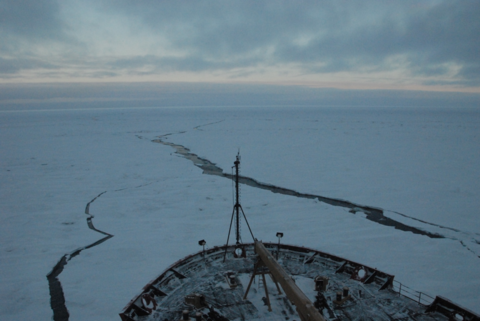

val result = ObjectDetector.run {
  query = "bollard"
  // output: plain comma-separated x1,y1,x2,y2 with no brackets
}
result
336,292,342,302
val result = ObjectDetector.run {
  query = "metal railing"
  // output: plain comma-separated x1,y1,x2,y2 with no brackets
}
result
392,280,434,306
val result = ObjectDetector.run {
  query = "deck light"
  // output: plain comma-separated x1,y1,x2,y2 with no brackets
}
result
198,240,206,256
276,232,283,259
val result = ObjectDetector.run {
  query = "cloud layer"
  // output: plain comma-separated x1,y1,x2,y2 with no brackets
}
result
1,0,479,90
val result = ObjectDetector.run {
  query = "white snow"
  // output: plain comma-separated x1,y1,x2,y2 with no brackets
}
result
0,106,479,320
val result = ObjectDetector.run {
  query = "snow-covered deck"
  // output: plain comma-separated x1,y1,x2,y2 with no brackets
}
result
120,243,475,321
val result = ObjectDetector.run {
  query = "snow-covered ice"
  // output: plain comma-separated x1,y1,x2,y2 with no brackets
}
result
0,106,479,320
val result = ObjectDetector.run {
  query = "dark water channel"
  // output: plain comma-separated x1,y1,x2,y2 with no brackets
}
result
153,138,443,239
45,132,477,320
46,191,113,321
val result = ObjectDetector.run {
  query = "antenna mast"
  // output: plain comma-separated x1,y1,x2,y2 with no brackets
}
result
224,152,255,261
234,153,241,244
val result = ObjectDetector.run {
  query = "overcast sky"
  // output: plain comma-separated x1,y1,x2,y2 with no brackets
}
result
1,0,479,92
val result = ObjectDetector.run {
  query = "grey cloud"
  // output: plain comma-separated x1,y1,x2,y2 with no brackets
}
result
94,0,479,84
0,0,67,41
275,2,480,78
1,0,479,86
98,0,339,58
0,0,79,75
0,57,59,74
106,54,262,74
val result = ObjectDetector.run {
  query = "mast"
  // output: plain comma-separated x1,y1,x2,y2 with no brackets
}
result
223,153,255,261
234,153,241,244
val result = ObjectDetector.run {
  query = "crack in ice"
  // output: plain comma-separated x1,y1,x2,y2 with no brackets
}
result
151,126,480,259
46,191,113,321
151,125,480,260
152,136,443,239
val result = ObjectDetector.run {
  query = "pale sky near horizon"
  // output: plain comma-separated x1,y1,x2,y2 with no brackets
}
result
1,0,479,93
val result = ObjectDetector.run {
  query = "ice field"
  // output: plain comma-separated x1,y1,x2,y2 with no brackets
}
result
1,106,479,320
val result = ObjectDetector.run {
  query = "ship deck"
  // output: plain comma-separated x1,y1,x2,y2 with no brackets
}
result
120,243,478,321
